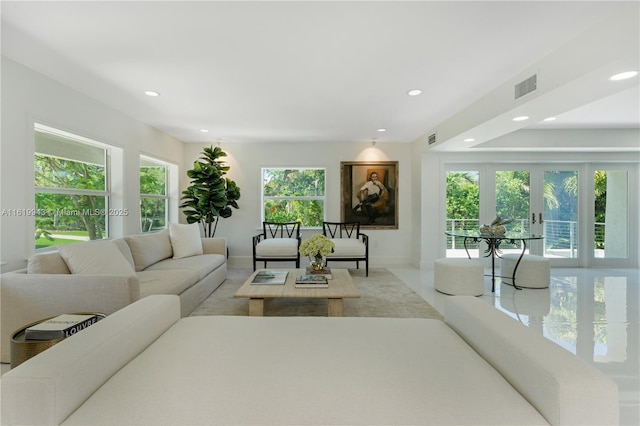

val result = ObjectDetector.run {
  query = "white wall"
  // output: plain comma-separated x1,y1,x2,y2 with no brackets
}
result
182,142,415,269
0,58,185,271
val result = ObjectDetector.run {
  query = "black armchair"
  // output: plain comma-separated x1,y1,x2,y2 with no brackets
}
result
322,221,369,276
252,221,302,270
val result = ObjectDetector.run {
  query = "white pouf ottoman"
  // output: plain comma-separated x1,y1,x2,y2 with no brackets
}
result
434,258,484,296
500,254,550,289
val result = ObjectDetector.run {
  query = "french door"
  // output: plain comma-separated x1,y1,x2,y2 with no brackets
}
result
446,162,637,267
490,165,580,267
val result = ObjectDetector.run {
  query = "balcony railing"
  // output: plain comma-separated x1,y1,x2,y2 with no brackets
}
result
446,218,605,258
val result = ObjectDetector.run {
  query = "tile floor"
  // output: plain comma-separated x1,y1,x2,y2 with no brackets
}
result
389,266,640,426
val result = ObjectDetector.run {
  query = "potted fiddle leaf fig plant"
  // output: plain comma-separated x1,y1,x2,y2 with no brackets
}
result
180,146,241,237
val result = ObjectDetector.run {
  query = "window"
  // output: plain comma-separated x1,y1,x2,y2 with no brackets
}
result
594,169,628,258
262,168,326,227
140,156,168,233
34,124,110,249
445,170,480,256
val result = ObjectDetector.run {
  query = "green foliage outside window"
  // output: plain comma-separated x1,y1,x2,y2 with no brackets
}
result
35,155,106,191
263,169,325,226
447,170,609,250
445,172,479,225
495,171,530,233
140,163,167,233
593,171,607,224
35,154,107,248
593,171,607,249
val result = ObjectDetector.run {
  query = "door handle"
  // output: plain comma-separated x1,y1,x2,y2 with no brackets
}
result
532,213,536,224
539,213,543,224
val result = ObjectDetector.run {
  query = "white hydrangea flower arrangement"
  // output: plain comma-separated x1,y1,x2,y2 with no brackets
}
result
299,234,335,270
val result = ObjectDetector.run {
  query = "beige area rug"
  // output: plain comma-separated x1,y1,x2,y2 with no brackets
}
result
191,268,443,320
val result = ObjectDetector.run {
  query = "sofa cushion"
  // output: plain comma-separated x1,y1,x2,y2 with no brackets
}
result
61,315,548,425
137,269,200,298
326,238,366,257
169,223,203,259
27,251,71,274
111,238,136,270
58,241,135,276
145,254,225,281
255,238,298,257
125,229,173,271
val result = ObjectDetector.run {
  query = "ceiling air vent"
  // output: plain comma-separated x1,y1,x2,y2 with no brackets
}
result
514,74,537,100
427,133,437,145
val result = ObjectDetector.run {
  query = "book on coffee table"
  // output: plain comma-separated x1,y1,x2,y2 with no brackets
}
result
25,314,101,340
304,266,333,279
295,274,329,288
251,270,288,285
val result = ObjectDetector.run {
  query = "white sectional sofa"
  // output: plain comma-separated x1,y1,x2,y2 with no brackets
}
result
1,295,618,425
1,224,227,364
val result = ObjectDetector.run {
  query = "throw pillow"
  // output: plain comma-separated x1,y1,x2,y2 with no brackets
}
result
58,241,135,275
27,252,72,274
169,223,203,259
125,228,173,271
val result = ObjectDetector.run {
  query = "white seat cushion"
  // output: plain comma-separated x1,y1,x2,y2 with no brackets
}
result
255,238,298,257
137,269,199,298
326,238,365,258
146,254,225,280
61,316,549,426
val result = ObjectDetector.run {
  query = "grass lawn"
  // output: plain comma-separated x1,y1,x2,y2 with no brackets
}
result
35,230,90,249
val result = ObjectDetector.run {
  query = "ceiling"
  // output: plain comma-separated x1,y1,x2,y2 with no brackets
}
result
1,1,638,149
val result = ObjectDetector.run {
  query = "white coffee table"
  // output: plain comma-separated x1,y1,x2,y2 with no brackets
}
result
234,268,360,317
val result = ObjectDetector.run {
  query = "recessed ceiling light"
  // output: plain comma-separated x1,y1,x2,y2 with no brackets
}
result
609,71,638,81
512,116,529,122
200,129,209,133
543,117,556,122
407,89,422,96
144,90,160,97
464,138,475,142
377,128,387,132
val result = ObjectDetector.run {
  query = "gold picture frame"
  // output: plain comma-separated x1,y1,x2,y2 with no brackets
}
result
340,161,398,229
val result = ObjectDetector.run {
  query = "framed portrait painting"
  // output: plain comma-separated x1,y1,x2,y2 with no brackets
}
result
340,161,398,229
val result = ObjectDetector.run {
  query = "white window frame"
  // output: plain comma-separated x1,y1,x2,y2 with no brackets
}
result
33,123,111,248
140,155,170,233
261,167,327,228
